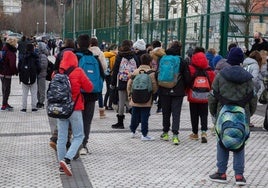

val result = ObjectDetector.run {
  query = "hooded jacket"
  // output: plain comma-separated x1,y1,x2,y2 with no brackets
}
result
208,66,257,123
186,52,215,102
59,51,93,110
242,57,261,92
158,46,191,97
37,42,49,78
89,46,107,72
111,50,139,90
104,51,117,75
0,43,18,77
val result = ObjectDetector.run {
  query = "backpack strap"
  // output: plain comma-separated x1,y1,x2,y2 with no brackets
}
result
131,69,154,80
214,90,254,108
63,66,76,76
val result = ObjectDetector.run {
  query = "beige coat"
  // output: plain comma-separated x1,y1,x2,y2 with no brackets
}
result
127,65,158,107
89,46,107,71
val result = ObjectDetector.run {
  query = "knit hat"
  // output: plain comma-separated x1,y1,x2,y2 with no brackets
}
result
133,39,146,51
227,47,244,66
6,37,18,48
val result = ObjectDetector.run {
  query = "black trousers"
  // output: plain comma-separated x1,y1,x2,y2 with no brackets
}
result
189,102,208,134
1,77,11,106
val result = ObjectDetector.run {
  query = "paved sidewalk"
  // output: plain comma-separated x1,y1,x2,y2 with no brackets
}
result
0,76,267,188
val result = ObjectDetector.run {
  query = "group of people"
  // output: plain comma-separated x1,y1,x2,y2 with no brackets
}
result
1,31,267,186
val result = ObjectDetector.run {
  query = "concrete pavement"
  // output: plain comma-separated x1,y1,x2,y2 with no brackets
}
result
0,75,267,188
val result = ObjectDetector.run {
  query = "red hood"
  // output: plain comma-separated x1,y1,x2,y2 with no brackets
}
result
59,51,78,71
191,52,209,69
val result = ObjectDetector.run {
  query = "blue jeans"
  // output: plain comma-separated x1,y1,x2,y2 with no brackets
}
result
216,142,245,175
129,107,151,137
57,111,84,162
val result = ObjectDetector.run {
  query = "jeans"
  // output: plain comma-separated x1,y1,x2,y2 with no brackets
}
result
57,111,84,161
98,93,104,108
216,142,245,175
130,107,151,137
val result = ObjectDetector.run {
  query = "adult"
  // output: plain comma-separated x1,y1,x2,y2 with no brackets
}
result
245,32,268,57
0,37,18,111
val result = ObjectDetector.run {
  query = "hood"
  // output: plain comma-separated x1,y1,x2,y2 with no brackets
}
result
59,51,78,71
74,48,93,56
38,42,49,55
243,57,258,67
220,65,253,84
151,47,165,58
191,52,209,69
3,43,17,53
205,52,214,62
89,46,103,56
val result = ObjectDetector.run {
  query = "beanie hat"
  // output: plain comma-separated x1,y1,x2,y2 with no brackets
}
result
133,39,146,51
227,47,244,66
6,37,18,48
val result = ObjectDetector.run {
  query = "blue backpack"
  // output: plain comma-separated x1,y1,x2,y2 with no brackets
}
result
76,52,104,93
158,55,180,88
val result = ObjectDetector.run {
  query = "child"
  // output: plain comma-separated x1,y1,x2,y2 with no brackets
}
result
127,54,158,141
56,51,93,176
18,43,41,112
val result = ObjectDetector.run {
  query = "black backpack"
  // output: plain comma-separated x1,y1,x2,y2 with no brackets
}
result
19,55,39,85
46,67,78,119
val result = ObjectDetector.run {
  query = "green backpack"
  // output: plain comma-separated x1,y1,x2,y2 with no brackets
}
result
131,70,153,103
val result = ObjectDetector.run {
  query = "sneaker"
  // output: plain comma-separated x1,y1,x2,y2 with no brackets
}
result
141,135,155,141
32,108,38,112
36,103,44,109
201,132,207,143
59,167,65,175
160,132,169,141
1,105,7,111
235,174,246,186
79,146,89,155
172,135,180,145
7,104,14,109
209,172,227,184
59,160,72,176
20,109,27,113
131,131,139,138
49,140,57,151
189,133,199,140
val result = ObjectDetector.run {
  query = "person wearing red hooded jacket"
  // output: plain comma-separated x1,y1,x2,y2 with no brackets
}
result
56,51,93,176
0,37,18,111
186,50,215,143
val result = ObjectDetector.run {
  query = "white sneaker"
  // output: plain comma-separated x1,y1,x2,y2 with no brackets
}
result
141,135,155,141
79,147,88,155
131,131,139,138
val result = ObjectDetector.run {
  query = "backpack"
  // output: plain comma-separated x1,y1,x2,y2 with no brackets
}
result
188,67,211,103
46,59,54,81
19,56,38,85
46,67,77,119
131,70,154,103
76,52,104,93
118,57,137,82
214,91,254,152
0,50,6,71
157,55,180,88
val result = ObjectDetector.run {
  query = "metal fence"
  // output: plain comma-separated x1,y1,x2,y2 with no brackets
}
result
64,8,268,58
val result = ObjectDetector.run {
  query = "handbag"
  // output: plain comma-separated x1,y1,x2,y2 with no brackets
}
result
259,89,268,104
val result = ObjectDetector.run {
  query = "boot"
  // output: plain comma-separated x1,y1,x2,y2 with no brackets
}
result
111,114,125,129
99,107,106,119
